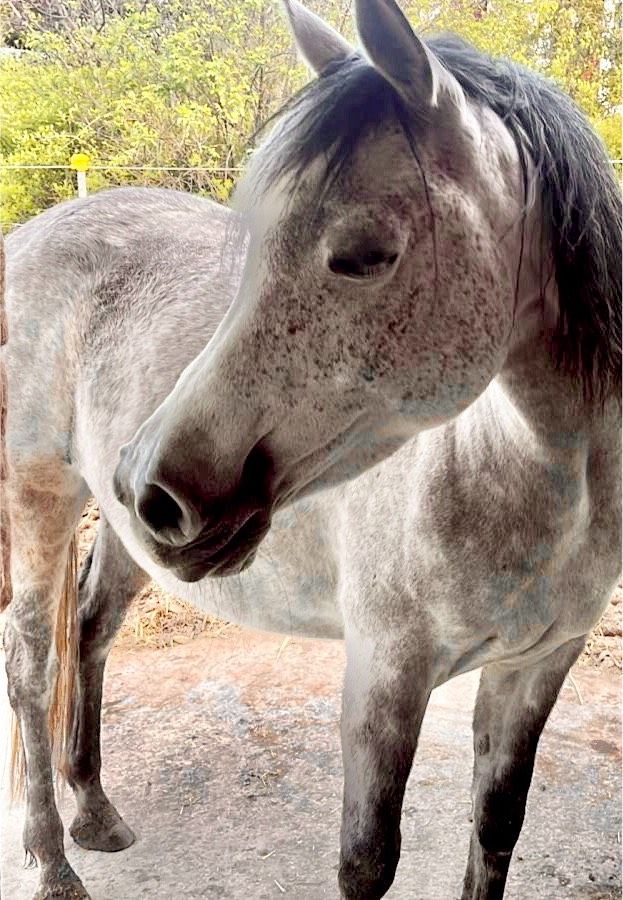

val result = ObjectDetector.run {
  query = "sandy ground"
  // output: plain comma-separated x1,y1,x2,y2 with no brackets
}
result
0,631,620,899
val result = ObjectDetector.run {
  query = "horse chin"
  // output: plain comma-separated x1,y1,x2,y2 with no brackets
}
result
170,546,260,583
135,507,269,582
210,549,259,578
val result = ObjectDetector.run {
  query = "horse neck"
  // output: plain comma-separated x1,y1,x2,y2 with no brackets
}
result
494,254,618,463
483,120,621,460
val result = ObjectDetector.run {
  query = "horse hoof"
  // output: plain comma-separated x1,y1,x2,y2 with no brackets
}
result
69,812,136,852
32,869,90,899
33,888,90,900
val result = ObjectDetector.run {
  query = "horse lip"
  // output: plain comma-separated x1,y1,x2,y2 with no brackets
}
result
176,548,258,582
151,511,270,582
171,562,208,583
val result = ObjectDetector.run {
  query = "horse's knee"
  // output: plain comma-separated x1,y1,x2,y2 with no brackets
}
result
4,594,54,700
476,781,527,856
338,830,401,900
7,456,84,573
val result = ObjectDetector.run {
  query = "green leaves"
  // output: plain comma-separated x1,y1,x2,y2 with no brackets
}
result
405,0,620,159
0,0,299,227
1,0,619,230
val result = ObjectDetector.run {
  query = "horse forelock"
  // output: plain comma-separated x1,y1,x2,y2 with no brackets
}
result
232,55,425,215
234,35,621,408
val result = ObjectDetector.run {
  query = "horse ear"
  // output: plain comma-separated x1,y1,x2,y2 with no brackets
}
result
283,0,353,75
354,0,464,113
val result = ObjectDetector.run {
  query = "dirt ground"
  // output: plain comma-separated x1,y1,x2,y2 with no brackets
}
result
77,501,622,667
2,627,620,899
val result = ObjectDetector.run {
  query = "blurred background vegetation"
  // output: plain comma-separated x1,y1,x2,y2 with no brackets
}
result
1,0,621,229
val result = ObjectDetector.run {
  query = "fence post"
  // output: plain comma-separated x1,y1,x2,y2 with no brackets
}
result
70,153,91,198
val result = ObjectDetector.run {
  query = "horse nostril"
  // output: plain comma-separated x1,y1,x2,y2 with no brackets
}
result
136,482,197,545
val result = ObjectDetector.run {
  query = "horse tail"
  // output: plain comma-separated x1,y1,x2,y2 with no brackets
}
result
10,534,79,800
49,533,79,783
3,230,79,800
0,232,11,613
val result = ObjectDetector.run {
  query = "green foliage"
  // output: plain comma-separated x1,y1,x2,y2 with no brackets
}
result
1,0,620,229
406,0,622,160
0,0,303,226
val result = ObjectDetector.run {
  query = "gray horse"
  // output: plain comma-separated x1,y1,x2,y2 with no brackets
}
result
3,0,621,898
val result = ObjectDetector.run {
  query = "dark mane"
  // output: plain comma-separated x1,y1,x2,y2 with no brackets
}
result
431,35,621,407
248,35,621,406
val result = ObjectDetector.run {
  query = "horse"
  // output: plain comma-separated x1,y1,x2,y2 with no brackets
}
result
3,0,620,897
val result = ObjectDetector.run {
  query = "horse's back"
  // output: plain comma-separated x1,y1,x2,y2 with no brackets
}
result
4,187,240,471
5,187,235,322
6,186,230,256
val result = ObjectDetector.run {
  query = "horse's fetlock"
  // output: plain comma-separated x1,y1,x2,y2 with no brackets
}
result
24,847,38,870
65,763,95,793
23,815,64,865
339,831,400,900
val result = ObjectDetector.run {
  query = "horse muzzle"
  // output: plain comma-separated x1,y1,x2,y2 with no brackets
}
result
113,437,276,581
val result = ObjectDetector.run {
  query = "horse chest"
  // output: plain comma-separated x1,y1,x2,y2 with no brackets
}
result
334,436,614,672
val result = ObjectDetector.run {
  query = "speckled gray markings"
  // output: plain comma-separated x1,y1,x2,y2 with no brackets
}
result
2,0,620,897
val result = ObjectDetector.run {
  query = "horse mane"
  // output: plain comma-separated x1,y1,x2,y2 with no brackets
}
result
431,35,621,407
241,35,621,406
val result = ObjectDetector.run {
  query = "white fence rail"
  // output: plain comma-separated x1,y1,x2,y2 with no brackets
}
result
1,159,245,231
1,164,244,172
2,158,622,231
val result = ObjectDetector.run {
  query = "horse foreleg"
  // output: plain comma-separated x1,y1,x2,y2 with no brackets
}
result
461,635,587,900
338,633,430,900
67,514,148,852
3,468,88,899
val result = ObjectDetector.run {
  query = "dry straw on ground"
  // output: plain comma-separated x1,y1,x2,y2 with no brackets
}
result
577,582,622,670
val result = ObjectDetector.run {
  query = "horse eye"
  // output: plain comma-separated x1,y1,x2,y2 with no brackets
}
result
328,249,399,280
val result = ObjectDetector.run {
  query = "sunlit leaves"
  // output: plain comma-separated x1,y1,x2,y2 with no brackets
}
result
0,0,619,229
